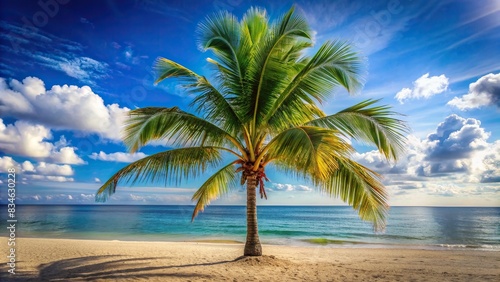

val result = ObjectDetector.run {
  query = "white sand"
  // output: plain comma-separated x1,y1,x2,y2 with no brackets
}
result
1,238,499,281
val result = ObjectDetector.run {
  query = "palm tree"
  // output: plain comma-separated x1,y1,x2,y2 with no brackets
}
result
96,6,408,256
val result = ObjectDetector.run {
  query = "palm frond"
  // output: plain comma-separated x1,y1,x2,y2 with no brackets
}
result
319,158,388,231
265,126,352,181
123,107,245,157
191,161,239,220
197,10,245,99
307,99,409,161
154,58,198,85
266,40,364,131
154,58,244,135
95,147,223,202
240,6,313,130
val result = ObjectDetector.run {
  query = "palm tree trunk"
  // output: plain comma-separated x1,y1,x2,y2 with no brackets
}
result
244,173,262,256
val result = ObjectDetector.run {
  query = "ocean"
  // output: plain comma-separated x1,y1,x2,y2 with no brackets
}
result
2,205,499,250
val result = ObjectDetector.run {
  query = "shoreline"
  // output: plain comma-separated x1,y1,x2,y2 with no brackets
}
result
3,235,499,252
1,237,499,281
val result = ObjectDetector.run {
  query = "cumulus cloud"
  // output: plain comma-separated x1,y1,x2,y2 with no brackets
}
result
0,77,130,140
22,160,35,172
353,150,396,173
476,141,500,183
0,119,85,164
50,147,86,164
271,183,313,192
0,156,19,172
395,73,449,103
35,162,74,176
28,175,75,182
353,114,499,197
89,151,148,163
424,114,490,161
0,156,74,182
0,119,52,157
411,115,493,178
447,73,500,110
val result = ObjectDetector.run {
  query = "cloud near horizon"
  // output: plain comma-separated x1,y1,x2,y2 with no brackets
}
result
354,114,499,196
0,156,75,183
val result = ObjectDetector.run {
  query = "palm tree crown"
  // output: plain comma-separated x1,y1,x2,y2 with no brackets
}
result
96,6,408,256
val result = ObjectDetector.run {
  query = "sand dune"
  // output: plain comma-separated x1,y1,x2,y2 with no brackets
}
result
1,238,499,281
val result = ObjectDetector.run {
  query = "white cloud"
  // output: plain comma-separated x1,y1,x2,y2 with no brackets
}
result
34,162,74,176
58,57,109,81
271,183,313,192
296,185,313,191
0,77,130,140
354,114,499,197
0,21,108,86
0,119,52,157
395,73,449,103
427,184,459,197
353,150,393,173
447,73,500,110
474,141,500,183
0,156,74,182
50,147,86,165
407,115,493,179
424,115,489,162
89,151,148,163
27,175,75,182
94,178,101,183
272,183,294,191
0,119,85,164
0,22,95,81
22,160,35,172
0,156,19,172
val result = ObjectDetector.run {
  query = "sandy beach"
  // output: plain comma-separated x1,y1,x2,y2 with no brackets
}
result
0,238,498,281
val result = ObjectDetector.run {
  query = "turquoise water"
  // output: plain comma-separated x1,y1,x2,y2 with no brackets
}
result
2,205,499,250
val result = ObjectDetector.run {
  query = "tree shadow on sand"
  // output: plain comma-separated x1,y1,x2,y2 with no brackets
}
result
1,255,282,281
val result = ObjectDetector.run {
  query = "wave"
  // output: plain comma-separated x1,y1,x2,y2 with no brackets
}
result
301,239,500,251
436,244,500,250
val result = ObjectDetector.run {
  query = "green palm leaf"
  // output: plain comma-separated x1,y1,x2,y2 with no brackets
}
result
124,107,243,156
240,6,313,130
307,99,408,161
191,161,239,220
265,126,352,181
197,9,243,94
320,158,388,231
95,147,223,202
266,40,364,132
154,58,198,85
154,58,243,135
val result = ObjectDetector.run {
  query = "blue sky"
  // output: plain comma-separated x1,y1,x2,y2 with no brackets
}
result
0,0,499,206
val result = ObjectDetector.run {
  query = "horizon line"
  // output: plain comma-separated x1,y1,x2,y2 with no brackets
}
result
1,204,499,208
